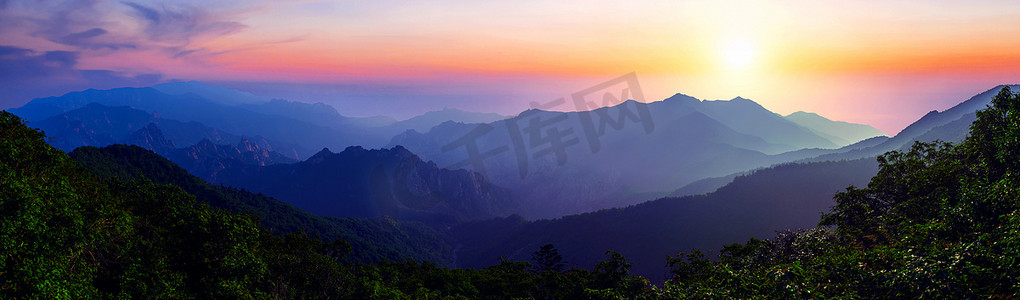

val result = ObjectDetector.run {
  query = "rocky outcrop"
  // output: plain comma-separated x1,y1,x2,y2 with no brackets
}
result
121,123,176,155
170,138,297,180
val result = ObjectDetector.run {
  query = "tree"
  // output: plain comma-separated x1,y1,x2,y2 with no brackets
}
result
530,244,565,273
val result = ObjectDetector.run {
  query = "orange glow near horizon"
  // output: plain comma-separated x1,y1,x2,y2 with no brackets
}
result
2,0,1019,134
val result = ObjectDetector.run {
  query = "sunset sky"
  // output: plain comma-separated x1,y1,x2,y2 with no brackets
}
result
2,0,1019,134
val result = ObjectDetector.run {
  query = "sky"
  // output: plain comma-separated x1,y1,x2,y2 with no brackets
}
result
2,0,1019,134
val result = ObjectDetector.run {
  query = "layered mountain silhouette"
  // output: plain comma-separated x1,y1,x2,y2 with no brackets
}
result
784,111,886,146
452,158,879,283
121,123,177,154
7,80,1014,285
11,86,364,157
381,108,507,134
11,82,886,220
68,144,454,265
209,146,519,225
669,85,1018,198
799,84,1020,163
153,81,271,106
447,85,1020,282
169,137,298,180
12,83,523,158
27,103,303,159
389,94,883,218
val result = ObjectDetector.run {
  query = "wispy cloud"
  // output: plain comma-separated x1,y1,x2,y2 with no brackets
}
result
0,46,76,79
1,0,259,63
0,0,279,108
0,44,161,82
5,0,135,50
121,1,245,49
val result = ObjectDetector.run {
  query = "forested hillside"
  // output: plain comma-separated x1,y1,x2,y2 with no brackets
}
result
3,85,1020,298
68,144,453,266
659,86,1020,298
0,111,650,298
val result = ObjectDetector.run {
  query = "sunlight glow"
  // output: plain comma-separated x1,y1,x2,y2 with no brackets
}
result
723,39,755,68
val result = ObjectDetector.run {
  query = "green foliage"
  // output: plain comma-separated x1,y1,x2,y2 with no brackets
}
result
8,84,1018,298
1,111,111,298
658,86,1020,298
2,110,659,298
531,244,565,273
68,144,454,266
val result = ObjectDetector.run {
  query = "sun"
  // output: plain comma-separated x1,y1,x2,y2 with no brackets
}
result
723,39,755,68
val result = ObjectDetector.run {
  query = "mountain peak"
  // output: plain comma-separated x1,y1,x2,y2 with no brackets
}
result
388,145,417,159
730,96,757,104
307,147,334,163
121,122,175,154
343,145,366,153
664,93,700,102
708,96,765,110
787,111,821,118
236,136,261,153
196,138,217,148
784,110,888,146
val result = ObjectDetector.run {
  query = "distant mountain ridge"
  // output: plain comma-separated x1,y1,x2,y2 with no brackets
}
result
153,81,271,106
452,158,880,282
10,81,892,219
170,137,298,180
448,84,1020,282
211,145,520,226
784,111,886,146
679,95,839,150
28,103,303,159
386,108,507,133
7,81,1014,286
9,87,371,157
12,83,520,156
800,84,1020,163
68,144,454,266
669,85,1014,197
389,93,875,218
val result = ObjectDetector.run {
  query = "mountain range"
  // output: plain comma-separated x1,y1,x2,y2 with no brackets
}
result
452,158,879,283
211,145,519,225
797,84,1020,163
389,93,886,218
68,144,455,266
12,82,887,219
5,81,1015,282
444,84,1020,281
784,111,887,146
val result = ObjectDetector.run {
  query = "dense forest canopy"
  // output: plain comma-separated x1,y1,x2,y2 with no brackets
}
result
2,86,1020,298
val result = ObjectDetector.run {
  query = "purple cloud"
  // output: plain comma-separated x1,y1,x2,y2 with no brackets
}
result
52,27,129,50
0,45,161,109
121,1,246,54
0,1,259,108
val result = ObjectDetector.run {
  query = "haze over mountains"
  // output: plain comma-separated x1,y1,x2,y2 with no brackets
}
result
11,82,509,159
446,85,1019,282
9,81,1009,281
784,111,888,146
12,81,888,219
390,93,885,218
212,145,519,225
67,144,455,266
